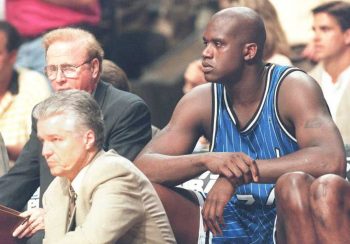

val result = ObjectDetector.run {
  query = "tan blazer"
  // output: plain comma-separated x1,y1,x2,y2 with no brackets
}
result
310,64,350,145
43,150,176,244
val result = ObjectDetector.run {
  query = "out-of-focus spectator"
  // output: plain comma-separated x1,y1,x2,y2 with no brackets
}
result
0,20,51,164
183,59,209,152
230,0,292,65
5,0,101,76
308,1,350,145
0,133,9,176
101,59,131,92
183,59,207,94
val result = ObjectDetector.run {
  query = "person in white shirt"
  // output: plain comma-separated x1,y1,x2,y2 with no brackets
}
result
275,2,350,244
308,1,350,145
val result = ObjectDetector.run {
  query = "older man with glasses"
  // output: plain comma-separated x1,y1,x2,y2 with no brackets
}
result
0,27,152,243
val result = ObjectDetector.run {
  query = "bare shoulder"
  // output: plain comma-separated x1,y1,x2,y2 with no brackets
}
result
277,69,329,128
280,69,322,93
171,83,212,124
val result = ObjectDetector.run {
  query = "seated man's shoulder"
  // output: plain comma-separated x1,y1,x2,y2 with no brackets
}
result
103,81,146,106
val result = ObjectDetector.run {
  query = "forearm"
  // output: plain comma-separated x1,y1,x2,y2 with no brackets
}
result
257,146,346,183
135,153,208,186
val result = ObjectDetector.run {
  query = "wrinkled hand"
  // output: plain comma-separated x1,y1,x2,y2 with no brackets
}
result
205,152,259,185
13,208,46,238
202,176,235,236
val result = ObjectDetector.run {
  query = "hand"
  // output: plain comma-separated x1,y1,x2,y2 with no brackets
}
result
204,152,259,185
301,42,320,63
202,176,235,236
12,208,46,238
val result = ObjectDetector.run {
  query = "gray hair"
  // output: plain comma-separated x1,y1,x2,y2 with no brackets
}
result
33,90,104,150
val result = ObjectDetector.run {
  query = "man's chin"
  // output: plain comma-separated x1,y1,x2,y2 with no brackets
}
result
204,74,216,83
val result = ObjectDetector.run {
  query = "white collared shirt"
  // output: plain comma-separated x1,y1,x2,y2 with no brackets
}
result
71,165,89,194
320,66,350,118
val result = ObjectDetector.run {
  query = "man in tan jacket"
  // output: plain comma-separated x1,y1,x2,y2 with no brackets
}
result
33,90,175,244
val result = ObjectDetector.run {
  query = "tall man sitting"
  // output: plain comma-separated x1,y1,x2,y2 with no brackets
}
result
135,6,345,244
32,90,175,244
0,27,151,242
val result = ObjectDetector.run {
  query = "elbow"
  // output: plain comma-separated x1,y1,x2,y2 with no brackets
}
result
134,157,157,182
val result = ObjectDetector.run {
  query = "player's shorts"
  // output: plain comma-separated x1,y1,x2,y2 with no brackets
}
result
192,190,213,244
191,189,276,243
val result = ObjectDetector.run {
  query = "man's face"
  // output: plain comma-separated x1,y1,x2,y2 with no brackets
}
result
46,41,99,93
0,31,16,75
312,12,348,61
38,113,90,181
201,17,244,83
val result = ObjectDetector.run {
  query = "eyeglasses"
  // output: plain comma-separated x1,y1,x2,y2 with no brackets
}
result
44,58,94,81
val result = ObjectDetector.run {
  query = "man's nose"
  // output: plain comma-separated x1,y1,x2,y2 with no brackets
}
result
54,68,67,84
202,44,213,59
42,142,53,158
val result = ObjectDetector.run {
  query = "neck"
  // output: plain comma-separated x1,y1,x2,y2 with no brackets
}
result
67,149,99,182
323,49,350,83
225,63,266,106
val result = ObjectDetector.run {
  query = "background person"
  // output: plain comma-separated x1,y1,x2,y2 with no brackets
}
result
308,1,350,145
101,59,131,92
5,0,101,77
231,0,292,65
0,21,51,164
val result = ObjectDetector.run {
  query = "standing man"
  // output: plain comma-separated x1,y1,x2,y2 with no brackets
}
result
308,1,350,144
36,90,175,244
135,7,345,243
275,2,350,243
1,27,151,241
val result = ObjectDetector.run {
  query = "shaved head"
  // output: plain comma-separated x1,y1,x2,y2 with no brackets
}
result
211,7,266,60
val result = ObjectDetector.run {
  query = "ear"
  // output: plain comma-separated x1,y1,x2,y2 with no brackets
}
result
243,43,258,61
90,58,100,80
84,129,96,150
344,29,350,45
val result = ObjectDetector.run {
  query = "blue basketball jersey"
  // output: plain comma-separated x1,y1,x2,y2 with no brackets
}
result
210,64,300,243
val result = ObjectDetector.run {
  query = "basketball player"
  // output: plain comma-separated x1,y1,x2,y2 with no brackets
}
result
135,6,345,244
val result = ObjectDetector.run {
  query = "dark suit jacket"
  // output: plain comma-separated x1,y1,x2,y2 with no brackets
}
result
0,81,152,210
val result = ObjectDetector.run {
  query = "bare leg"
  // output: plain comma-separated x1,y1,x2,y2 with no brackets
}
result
310,174,350,244
153,183,200,244
275,172,318,244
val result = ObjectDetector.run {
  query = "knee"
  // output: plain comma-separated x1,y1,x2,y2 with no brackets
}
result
275,172,314,212
310,174,348,211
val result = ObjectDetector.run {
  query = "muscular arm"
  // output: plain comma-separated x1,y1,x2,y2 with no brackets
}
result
135,84,258,186
258,71,346,182
135,85,211,186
